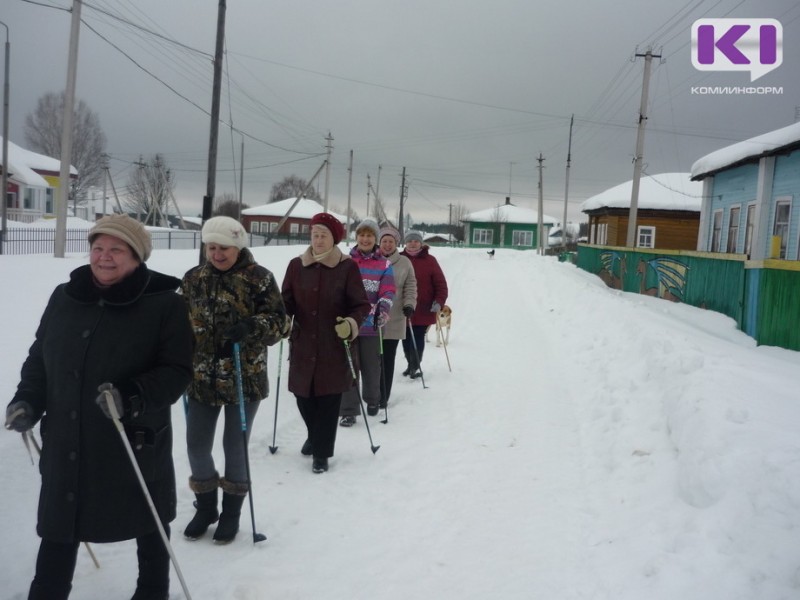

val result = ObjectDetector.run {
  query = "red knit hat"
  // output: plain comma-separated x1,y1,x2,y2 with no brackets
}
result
310,212,345,244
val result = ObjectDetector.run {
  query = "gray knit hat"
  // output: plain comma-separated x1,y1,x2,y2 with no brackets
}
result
355,217,380,239
88,214,152,262
404,230,423,244
202,216,247,249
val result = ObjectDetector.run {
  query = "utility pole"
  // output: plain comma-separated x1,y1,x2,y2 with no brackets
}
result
508,162,515,202
101,153,108,217
199,0,226,264
346,149,353,246
398,167,407,239
626,48,661,248
237,136,244,220
323,132,333,211
537,153,545,255
55,0,82,258
562,115,574,250
366,173,371,217
0,20,9,255
374,164,382,218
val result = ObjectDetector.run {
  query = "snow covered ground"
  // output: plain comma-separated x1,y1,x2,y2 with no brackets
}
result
2,245,800,600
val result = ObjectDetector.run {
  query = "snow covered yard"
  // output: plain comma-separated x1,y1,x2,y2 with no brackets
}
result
2,245,800,600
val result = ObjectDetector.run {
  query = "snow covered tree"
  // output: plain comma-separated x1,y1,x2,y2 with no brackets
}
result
270,175,322,202
23,91,107,202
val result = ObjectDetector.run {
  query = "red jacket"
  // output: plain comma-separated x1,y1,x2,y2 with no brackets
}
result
282,246,371,397
400,245,448,327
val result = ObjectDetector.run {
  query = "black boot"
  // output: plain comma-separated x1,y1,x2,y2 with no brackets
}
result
29,581,72,600
213,480,248,544
184,475,219,540
131,528,170,600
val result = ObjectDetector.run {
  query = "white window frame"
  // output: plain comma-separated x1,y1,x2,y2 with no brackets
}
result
727,204,741,253
744,203,755,257
512,230,533,246
290,222,299,235
636,225,655,249
472,228,493,245
773,197,791,259
711,209,723,252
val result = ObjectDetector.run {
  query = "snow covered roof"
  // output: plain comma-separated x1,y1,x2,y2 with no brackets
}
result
242,197,347,223
581,172,703,213
691,121,800,180
0,137,78,186
463,203,558,225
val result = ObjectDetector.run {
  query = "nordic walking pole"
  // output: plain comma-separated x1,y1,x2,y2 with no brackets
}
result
435,312,452,372
378,326,388,424
101,392,192,599
232,343,268,543
268,338,284,454
343,340,380,454
15,429,101,570
407,319,427,389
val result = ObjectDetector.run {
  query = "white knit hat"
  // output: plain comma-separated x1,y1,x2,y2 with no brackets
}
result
356,217,380,239
202,216,247,249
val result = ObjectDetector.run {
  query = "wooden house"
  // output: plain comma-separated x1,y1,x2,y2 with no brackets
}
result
582,172,702,250
462,199,557,249
241,198,347,240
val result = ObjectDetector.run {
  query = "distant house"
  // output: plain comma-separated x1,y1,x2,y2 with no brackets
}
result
462,199,557,248
1,137,78,224
423,232,456,246
581,172,703,250
691,121,800,260
241,198,347,240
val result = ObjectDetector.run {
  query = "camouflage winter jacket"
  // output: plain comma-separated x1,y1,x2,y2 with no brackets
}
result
181,248,287,406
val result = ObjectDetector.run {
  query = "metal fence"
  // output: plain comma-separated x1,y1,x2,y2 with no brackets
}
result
0,228,311,256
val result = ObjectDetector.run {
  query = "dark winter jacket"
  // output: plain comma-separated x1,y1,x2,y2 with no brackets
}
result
281,246,371,397
9,263,193,544
181,247,287,406
400,245,448,327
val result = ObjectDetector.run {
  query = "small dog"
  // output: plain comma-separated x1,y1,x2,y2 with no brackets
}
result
426,304,452,347
487,249,495,259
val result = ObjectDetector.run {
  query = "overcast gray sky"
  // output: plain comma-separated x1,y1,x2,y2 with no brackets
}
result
4,0,799,225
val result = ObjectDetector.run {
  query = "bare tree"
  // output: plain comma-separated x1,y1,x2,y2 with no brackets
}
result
270,175,322,202
450,202,468,241
124,154,174,226
23,91,107,201
214,193,249,219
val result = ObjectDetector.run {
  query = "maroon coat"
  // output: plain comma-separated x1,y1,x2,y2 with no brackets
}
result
282,246,371,397
401,245,448,327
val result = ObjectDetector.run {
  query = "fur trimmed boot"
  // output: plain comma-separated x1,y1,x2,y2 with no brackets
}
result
183,474,220,540
213,479,248,544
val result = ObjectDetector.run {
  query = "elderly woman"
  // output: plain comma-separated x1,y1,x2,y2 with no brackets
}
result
281,213,370,473
181,216,288,544
5,214,193,600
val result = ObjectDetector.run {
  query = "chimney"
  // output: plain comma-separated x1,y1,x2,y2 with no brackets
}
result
505,196,511,205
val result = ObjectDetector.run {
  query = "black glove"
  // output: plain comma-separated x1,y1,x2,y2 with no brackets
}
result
431,302,442,313
402,305,414,318
5,400,35,432
96,383,126,420
223,319,255,343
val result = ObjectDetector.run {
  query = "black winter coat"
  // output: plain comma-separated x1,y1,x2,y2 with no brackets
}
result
9,263,193,543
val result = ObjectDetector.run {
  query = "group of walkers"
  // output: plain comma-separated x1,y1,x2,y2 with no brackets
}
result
4,212,448,600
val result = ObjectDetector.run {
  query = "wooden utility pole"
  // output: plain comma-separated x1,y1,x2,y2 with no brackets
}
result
237,136,244,220
537,153,545,255
626,48,661,248
199,0,226,264
398,167,407,239
323,132,333,211
562,115,574,250
54,0,82,258
346,150,353,246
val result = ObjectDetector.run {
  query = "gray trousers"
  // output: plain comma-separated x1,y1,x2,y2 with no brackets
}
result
186,398,260,484
340,335,382,415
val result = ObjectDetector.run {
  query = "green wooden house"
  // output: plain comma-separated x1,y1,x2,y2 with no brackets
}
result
462,199,557,249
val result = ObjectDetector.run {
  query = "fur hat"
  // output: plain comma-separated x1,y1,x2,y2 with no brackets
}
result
88,214,152,262
379,225,401,245
404,230,423,244
202,216,247,249
310,212,345,244
355,217,380,240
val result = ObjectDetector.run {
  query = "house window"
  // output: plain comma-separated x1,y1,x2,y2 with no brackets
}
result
270,222,278,232
24,188,35,209
512,230,533,246
711,210,723,252
45,189,54,214
744,204,755,257
637,225,655,248
773,199,791,259
727,206,741,253
290,223,299,235
472,228,493,245
249,221,259,233
301,224,309,234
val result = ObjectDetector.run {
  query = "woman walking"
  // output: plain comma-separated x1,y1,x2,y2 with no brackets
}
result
181,216,288,544
5,215,193,600
281,213,370,473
